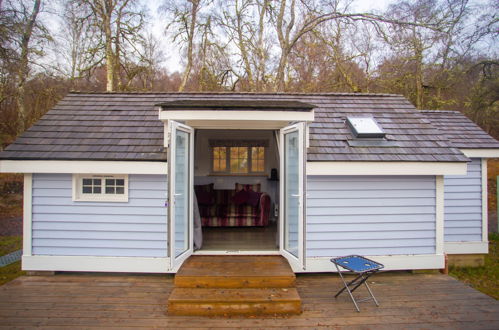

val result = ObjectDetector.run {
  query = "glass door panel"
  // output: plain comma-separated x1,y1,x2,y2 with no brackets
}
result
280,122,305,270
168,121,194,271
174,129,189,257
284,131,299,257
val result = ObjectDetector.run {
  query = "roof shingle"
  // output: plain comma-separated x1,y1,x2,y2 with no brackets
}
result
421,110,499,149
0,92,471,162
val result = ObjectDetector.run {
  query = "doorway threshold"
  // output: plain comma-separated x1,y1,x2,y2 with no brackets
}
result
194,250,280,256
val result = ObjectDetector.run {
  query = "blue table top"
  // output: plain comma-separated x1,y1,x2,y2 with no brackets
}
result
331,255,384,273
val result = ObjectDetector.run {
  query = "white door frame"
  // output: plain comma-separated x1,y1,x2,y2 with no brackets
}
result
279,122,306,270
168,120,195,271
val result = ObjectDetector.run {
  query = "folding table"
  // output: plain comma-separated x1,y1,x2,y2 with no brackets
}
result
330,255,384,312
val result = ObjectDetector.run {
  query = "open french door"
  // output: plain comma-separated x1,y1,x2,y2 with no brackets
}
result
168,121,194,271
279,122,306,270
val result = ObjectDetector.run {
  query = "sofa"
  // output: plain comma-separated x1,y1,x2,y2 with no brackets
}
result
195,183,271,227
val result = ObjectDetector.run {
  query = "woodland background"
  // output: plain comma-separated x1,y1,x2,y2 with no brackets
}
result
0,0,498,147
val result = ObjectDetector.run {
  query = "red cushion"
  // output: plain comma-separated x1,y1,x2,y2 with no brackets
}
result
194,183,214,193
246,191,262,207
196,190,214,205
232,189,249,205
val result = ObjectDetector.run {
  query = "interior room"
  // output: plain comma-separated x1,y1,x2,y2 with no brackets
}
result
193,129,280,252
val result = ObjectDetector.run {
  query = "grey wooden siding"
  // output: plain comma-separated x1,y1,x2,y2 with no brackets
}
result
444,158,482,242
306,176,436,257
32,174,168,257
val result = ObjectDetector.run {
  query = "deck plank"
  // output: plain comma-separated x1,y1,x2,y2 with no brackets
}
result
0,272,498,328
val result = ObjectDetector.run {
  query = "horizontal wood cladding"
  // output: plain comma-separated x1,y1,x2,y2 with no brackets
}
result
306,175,436,257
31,173,167,257
443,158,482,242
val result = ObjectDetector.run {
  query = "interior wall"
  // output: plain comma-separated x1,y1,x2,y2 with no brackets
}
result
194,129,279,204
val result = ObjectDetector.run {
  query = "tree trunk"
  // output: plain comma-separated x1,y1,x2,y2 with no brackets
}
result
104,2,115,92
16,0,41,133
235,0,254,91
414,43,423,109
255,0,268,91
179,0,199,92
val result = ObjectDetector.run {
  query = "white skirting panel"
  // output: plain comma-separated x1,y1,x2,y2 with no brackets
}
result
445,242,488,254
22,255,171,273
293,254,445,273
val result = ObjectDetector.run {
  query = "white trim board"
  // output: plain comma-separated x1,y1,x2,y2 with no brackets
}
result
194,250,280,256
300,254,444,273
435,176,444,255
444,242,488,254
23,174,33,256
159,110,315,124
23,254,444,273
22,256,170,273
481,158,488,242
0,160,167,174
307,161,467,176
462,149,499,158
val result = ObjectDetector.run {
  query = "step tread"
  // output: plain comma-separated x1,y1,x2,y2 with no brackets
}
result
168,287,301,303
176,255,295,278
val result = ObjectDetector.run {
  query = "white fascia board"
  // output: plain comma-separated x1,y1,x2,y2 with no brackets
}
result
462,149,499,158
159,110,315,122
22,255,170,273
299,254,444,273
307,161,467,176
444,241,488,254
0,160,167,174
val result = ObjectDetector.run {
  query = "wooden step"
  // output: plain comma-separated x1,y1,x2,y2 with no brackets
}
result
174,255,295,288
167,287,302,316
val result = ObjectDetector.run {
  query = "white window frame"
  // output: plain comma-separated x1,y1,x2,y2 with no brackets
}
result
72,174,129,202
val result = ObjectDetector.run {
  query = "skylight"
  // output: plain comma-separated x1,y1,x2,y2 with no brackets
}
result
346,116,386,139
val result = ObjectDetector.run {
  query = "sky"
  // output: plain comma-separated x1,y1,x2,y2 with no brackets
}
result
144,0,392,73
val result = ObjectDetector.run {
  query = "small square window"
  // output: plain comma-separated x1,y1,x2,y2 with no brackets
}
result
73,174,128,202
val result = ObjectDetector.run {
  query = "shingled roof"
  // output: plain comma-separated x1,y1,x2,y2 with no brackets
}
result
421,110,499,149
0,92,468,162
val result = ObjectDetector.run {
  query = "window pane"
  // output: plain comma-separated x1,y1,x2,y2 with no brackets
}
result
213,147,226,172
93,179,101,186
257,159,264,172
251,147,265,172
116,187,124,194
82,186,92,193
230,158,239,172
83,179,92,185
116,179,124,186
230,147,248,173
93,187,101,193
106,187,115,194
106,179,115,186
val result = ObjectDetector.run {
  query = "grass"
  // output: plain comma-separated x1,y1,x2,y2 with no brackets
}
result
0,236,24,286
0,236,22,255
0,173,23,219
0,261,24,286
449,232,499,300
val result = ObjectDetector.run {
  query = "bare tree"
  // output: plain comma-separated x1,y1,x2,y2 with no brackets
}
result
73,0,146,92
162,0,207,92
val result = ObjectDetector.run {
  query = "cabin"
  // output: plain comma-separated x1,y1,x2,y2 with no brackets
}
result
1,93,498,273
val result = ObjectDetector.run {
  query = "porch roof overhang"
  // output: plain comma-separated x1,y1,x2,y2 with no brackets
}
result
157,100,315,129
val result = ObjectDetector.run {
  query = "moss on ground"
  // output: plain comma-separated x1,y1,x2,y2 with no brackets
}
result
0,236,22,256
0,261,25,286
449,233,499,299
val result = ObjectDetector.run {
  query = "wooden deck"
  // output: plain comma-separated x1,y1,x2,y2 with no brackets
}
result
1,272,498,328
